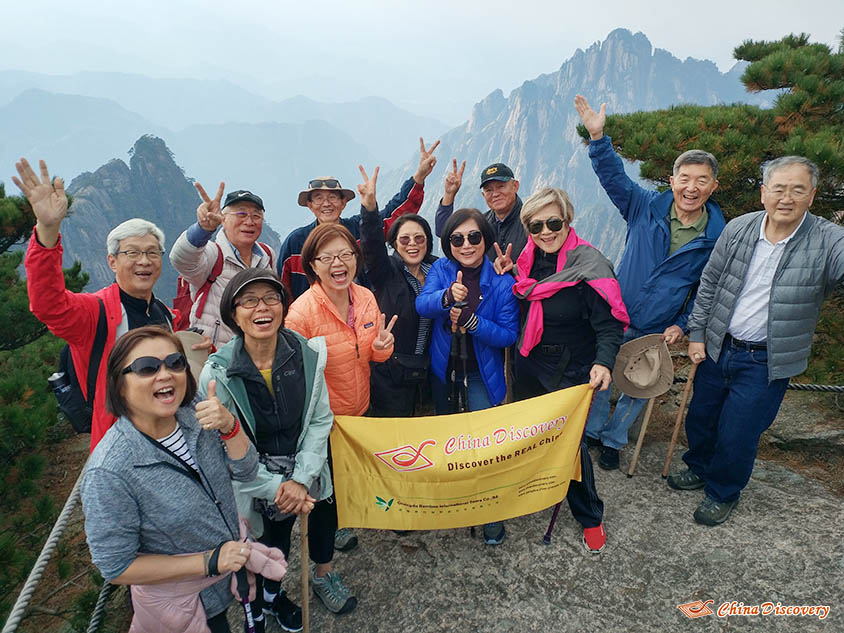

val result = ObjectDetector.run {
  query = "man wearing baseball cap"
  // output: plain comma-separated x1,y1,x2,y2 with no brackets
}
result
170,182,275,346
277,138,439,300
435,160,527,261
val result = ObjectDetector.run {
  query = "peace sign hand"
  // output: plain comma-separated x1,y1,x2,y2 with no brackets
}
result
493,242,514,275
357,164,380,211
373,313,398,351
574,94,607,141
413,137,440,184
442,158,465,206
195,181,225,231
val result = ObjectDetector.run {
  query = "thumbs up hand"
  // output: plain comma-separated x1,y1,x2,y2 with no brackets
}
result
196,379,236,433
450,270,468,303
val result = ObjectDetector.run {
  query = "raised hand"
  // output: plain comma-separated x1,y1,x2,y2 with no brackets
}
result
13,159,67,248
588,364,612,391
450,270,468,303
442,158,465,207
357,164,380,211
413,137,440,184
274,480,317,515
574,94,607,141
493,242,514,275
195,181,225,231
373,313,398,351
196,380,236,433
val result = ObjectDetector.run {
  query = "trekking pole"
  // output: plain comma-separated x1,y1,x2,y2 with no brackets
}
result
662,363,698,478
542,502,563,545
626,397,655,477
302,517,310,633
458,326,469,412
449,324,460,412
235,567,255,633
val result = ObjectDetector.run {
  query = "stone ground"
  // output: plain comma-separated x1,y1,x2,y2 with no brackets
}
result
227,390,844,633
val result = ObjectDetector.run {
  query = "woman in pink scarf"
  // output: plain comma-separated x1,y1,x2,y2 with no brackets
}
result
498,187,628,554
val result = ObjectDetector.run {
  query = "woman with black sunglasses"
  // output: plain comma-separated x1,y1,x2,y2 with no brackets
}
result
81,326,264,633
358,166,438,416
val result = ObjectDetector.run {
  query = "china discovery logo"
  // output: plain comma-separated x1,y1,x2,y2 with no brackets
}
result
374,439,437,472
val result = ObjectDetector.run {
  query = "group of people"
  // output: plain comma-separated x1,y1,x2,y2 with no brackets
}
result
14,94,843,632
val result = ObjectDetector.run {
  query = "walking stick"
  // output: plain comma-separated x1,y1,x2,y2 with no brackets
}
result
662,363,698,478
542,502,563,545
626,397,655,477
301,516,310,633
235,568,255,633
458,326,468,412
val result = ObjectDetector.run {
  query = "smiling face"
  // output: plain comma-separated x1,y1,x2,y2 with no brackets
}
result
761,163,816,233
394,220,428,268
449,218,485,269
120,336,186,429
312,236,357,291
107,233,163,300
307,191,348,224
222,201,263,252
669,163,719,216
232,281,284,343
528,204,569,254
481,179,519,216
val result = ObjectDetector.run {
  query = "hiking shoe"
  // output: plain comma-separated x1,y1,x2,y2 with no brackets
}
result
334,527,358,552
583,523,607,553
667,468,706,491
598,447,620,470
263,591,302,632
694,496,738,526
312,570,357,614
585,435,602,449
483,521,506,545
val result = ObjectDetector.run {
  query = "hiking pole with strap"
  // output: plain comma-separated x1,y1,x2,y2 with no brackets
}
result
449,324,460,413
458,326,469,412
235,567,255,633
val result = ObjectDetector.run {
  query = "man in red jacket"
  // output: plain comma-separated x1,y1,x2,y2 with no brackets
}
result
15,158,178,450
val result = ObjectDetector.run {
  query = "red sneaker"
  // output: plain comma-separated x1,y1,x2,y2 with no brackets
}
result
583,523,606,553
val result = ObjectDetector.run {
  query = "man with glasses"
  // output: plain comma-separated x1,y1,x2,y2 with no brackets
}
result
16,158,177,450
170,184,275,346
669,156,844,526
278,138,438,300
574,95,727,471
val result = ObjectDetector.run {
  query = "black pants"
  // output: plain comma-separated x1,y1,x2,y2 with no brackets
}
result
513,368,604,528
206,611,231,633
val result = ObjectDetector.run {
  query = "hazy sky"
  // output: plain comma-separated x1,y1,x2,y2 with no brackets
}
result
3,0,842,123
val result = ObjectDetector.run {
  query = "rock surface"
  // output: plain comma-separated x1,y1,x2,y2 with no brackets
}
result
229,439,842,632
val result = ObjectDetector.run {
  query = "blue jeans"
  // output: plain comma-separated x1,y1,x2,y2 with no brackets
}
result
431,372,492,414
682,340,788,503
585,326,647,449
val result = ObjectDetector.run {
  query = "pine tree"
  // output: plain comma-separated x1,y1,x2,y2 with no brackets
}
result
578,30,844,220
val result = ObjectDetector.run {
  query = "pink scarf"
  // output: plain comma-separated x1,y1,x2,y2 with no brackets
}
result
513,227,629,357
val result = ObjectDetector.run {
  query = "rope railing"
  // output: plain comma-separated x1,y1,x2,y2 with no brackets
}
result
84,582,114,633
672,375,844,392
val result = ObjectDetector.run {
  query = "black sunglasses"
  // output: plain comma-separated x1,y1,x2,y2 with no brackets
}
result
121,352,188,377
309,179,340,189
449,231,483,247
528,217,565,234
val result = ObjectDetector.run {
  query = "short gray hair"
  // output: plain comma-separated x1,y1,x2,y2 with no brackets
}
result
762,156,819,189
673,150,719,179
520,187,575,228
106,219,165,255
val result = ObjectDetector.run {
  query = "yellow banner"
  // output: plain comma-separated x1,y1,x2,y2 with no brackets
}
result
331,384,592,530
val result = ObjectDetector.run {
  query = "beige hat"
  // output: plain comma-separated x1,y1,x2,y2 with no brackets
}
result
297,177,356,207
174,330,210,383
612,334,674,399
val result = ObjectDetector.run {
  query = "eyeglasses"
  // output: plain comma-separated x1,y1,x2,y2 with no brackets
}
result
121,352,187,377
309,179,341,189
116,249,164,260
235,292,283,309
225,210,264,222
449,231,483,247
397,234,426,246
313,250,356,265
527,217,565,234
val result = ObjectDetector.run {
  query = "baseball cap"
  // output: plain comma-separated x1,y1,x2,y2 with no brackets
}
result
223,190,265,211
480,163,515,187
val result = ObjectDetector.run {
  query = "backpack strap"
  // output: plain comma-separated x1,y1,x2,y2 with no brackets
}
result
86,299,108,404
193,244,225,320
258,242,274,268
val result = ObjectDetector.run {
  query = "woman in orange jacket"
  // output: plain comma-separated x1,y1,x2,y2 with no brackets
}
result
284,221,396,567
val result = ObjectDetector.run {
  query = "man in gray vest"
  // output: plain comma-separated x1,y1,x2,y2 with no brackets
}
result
668,156,844,526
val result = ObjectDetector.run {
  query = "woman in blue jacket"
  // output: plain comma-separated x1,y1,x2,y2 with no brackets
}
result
416,208,518,544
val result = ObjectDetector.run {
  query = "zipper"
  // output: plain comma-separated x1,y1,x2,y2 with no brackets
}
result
211,319,221,346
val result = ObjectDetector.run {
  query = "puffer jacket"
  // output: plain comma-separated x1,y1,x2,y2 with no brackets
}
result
170,225,275,346
285,282,392,415
416,257,519,406
587,134,726,333
199,331,334,538
688,211,844,380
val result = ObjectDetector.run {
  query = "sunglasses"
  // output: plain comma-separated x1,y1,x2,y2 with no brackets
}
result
308,179,341,189
397,234,426,246
449,231,483,247
121,352,188,377
527,217,565,234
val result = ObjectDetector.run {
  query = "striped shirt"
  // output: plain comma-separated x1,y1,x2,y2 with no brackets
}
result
158,425,199,472
402,261,433,355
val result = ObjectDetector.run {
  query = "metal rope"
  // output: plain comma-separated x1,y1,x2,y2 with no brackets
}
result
84,582,114,633
672,376,844,392
2,459,87,633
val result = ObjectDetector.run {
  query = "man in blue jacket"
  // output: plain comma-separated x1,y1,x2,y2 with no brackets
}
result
574,94,726,470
